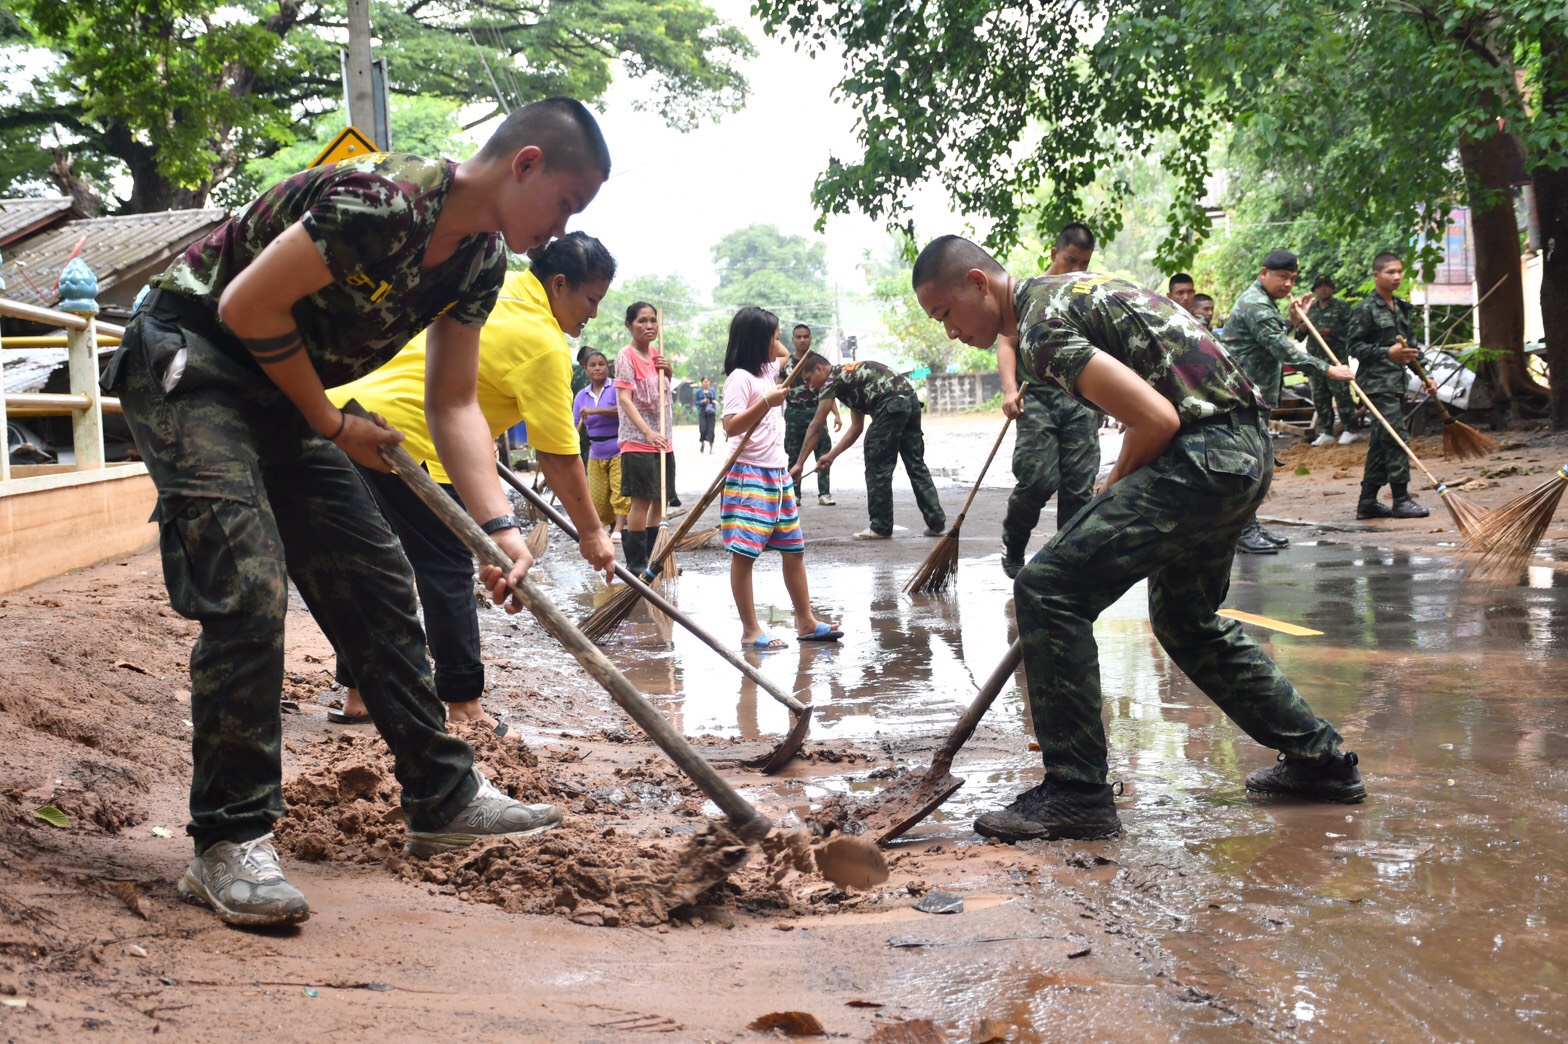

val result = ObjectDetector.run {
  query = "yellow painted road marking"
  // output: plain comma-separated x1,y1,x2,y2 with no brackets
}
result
1217,609,1323,636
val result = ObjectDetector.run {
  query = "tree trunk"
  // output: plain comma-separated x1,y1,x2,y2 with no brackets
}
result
1457,113,1543,409
1533,31,1568,430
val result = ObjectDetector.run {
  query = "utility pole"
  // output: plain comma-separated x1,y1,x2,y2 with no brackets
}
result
345,0,375,134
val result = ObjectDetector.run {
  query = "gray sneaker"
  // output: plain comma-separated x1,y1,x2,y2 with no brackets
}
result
404,767,563,858
178,834,311,927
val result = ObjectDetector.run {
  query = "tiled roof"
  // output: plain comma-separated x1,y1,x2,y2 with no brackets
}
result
1,208,225,309
0,196,75,248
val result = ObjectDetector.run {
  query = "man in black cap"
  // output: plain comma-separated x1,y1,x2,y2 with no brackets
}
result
1220,249,1353,554
1291,274,1359,446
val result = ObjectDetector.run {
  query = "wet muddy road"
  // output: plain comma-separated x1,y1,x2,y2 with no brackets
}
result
497,415,1568,1036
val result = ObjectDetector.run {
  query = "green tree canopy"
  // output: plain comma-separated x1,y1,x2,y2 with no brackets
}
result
711,223,836,334
2,0,753,213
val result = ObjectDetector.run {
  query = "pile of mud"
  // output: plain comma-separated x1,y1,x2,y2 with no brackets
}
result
276,726,813,927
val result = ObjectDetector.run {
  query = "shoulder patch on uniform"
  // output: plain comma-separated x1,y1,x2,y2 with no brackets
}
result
1072,274,1114,294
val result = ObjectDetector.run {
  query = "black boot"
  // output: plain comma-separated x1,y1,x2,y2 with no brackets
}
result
641,528,665,580
1237,518,1279,555
1258,524,1291,548
623,530,647,576
1356,483,1392,519
1389,484,1429,519
1245,751,1366,803
1001,545,1025,580
974,780,1123,842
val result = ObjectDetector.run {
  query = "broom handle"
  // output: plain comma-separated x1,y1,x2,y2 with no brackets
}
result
342,400,773,842
647,348,816,572
498,462,810,715
949,382,1027,528
1431,274,1509,350
1294,307,1444,490
1400,339,1454,422
656,309,669,519
931,640,1024,777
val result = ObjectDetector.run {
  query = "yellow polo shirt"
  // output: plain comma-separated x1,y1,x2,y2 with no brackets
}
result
328,268,578,484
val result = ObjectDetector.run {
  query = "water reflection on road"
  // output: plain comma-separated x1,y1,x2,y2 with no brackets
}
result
510,538,1568,1035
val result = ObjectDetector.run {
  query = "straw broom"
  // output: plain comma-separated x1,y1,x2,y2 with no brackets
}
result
1295,307,1487,539
579,348,816,641
675,526,720,551
903,383,1026,595
1460,464,1568,581
1401,337,1497,460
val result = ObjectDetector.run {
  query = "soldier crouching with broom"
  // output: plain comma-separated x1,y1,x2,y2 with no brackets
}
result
912,235,1365,843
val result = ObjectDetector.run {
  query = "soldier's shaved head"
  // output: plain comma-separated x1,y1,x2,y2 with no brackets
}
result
912,235,1004,291
479,97,611,178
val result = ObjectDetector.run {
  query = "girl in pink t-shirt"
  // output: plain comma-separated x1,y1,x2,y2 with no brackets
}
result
720,307,842,650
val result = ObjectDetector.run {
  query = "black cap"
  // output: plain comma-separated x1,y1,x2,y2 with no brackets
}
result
1312,273,1335,290
1261,249,1299,272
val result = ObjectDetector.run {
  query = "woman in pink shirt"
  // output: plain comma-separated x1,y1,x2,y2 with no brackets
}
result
719,306,842,650
614,302,675,576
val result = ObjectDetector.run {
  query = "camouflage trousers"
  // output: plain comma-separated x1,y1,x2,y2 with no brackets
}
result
110,312,477,853
1360,387,1412,487
1307,351,1358,435
1002,388,1101,557
863,404,945,537
784,406,832,496
1013,409,1343,783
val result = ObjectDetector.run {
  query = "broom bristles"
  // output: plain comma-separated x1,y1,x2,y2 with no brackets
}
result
1438,487,1489,541
1459,466,1568,581
578,579,645,642
676,526,721,551
1441,419,1497,461
525,520,549,558
903,529,961,595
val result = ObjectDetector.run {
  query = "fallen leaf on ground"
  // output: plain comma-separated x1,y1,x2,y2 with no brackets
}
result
748,1011,825,1036
33,805,70,828
109,881,149,920
846,999,884,1008
114,661,149,674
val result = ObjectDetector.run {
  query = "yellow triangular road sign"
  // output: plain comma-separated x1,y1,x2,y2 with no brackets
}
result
311,126,380,168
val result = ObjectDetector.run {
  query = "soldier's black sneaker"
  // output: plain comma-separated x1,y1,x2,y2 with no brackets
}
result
1002,554,1025,580
1356,498,1393,520
1245,751,1366,803
1237,522,1279,555
973,781,1122,842
1258,525,1291,548
1390,496,1429,519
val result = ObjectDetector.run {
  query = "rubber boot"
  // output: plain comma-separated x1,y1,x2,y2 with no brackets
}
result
641,528,665,580
1356,483,1392,519
1389,484,1429,519
623,529,647,576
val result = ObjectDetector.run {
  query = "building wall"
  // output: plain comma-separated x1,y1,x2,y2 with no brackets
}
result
927,371,1002,413
0,467,157,594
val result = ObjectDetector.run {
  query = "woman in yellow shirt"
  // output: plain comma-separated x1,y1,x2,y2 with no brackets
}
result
325,233,616,735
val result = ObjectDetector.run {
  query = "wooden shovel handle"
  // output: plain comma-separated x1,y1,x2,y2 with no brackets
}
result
931,639,1024,777
952,382,1027,525
341,400,773,842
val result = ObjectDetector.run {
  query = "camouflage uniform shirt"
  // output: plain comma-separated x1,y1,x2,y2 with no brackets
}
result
783,354,820,414
1292,296,1355,357
1345,294,1416,396
1015,274,1268,426
1219,279,1329,406
150,152,507,387
817,360,918,415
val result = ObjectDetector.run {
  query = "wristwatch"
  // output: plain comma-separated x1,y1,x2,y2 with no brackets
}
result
480,514,521,536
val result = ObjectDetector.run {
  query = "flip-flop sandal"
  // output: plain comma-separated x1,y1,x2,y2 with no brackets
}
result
492,721,510,739
746,634,789,650
327,709,371,725
798,622,844,642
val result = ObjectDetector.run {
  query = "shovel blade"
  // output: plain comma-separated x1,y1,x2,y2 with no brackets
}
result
852,768,966,848
740,705,813,774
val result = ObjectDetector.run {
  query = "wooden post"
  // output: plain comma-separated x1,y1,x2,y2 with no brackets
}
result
57,257,104,471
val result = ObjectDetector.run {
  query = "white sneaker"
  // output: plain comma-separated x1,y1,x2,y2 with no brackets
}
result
1338,431,1359,445
1311,433,1336,447
404,768,563,858
851,528,891,540
178,834,310,927
818,495,836,506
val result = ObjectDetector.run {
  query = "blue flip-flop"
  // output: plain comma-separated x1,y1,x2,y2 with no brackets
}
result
798,622,844,642
747,634,789,650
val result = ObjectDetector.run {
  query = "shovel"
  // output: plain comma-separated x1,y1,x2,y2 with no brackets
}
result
340,401,887,890
855,639,1023,846
497,460,813,773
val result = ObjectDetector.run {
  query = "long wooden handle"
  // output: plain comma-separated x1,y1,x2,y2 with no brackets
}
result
1431,274,1509,349
1400,339,1454,421
342,401,773,842
951,382,1027,526
931,640,1023,776
1294,308,1442,489
497,461,809,715
648,348,816,573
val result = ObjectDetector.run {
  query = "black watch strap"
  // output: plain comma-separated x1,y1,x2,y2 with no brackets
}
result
480,514,521,536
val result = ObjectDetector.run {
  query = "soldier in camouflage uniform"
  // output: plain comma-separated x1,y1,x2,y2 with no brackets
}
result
1345,252,1438,519
781,323,838,504
1291,274,1359,446
996,223,1102,578
913,235,1364,842
1220,249,1354,554
98,98,610,927
791,356,946,539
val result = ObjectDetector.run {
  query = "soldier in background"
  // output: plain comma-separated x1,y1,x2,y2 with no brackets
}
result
791,356,945,539
1192,293,1216,330
99,98,610,928
1291,274,1359,446
913,235,1364,843
1220,249,1353,554
1168,272,1197,315
781,323,839,505
995,223,1103,578
1344,251,1437,519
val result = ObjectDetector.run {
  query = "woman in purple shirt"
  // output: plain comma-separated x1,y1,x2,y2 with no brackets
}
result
573,349,628,542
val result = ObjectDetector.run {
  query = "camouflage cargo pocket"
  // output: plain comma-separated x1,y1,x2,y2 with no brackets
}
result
154,462,270,624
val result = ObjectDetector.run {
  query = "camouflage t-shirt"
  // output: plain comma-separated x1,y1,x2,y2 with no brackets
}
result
783,352,820,414
150,152,507,387
1015,274,1268,425
817,360,917,415
1219,279,1328,406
